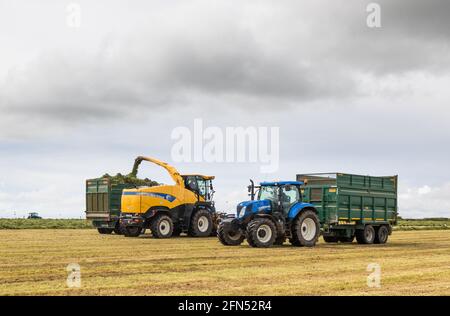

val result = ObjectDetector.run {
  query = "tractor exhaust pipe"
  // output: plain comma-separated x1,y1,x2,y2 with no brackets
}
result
248,179,255,200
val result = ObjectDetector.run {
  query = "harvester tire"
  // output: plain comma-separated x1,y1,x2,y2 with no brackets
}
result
123,226,141,237
189,210,213,237
323,236,339,243
97,228,113,234
246,218,277,248
356,225,376,244
151,214,173,238
291,210,320,247
374,225,389,244
217,224,245,246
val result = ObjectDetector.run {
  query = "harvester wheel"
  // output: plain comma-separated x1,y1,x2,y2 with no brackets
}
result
189,210,213,237
374,225,389,244
291,210,320,247
151,214,173,238
356,225,375,244
97,228,113,234
246,218,277,248
323,236,339,243
217,224,245,246
123,226,141,237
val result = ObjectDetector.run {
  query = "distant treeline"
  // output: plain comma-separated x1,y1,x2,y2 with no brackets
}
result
0,219,92,229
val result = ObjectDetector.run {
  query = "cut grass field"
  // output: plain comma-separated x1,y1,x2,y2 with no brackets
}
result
0,229,449,295
1,218,449,230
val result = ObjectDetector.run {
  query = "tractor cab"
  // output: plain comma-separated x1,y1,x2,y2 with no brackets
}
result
182,175,215,202
257,181,302,215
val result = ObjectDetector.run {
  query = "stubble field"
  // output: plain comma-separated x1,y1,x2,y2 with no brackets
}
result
0,229,449,296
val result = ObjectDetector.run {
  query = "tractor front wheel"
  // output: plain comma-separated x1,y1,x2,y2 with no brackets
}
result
217,223,245,246
246,218,277,248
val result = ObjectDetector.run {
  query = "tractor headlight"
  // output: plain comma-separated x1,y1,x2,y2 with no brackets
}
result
238,205,249,218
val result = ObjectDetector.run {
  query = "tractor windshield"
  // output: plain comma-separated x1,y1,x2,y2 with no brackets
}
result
198,179,214,201
258,186,278,202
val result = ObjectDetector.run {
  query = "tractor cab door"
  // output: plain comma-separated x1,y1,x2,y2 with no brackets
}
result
279,185,300,216
183,176,213,202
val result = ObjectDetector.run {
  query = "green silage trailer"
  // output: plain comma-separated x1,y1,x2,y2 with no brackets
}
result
297,173,398,244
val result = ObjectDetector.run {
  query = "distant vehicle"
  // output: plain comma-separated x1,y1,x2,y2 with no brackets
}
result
27,212,42,219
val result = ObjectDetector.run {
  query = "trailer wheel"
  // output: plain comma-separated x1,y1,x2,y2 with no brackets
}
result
151,214,173,238
123,226,141,237
189,209,213,237
339,236,355,243
97,228,113,234
374,225,389,244
217,224,245,246
246,218,277,248
323,236,339,243
356,225,376,244
291,210,320,247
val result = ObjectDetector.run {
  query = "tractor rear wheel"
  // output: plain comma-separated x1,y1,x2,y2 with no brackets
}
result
123,226,141,237
97,228,113,234
291,210,320,247
189,210,213,237
246,218,277,248
151,214,173,238
217,224,245,246
323,236,339,243
356,225,376,244
374,225,389,244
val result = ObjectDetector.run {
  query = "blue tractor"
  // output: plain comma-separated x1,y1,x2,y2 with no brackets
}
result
218,180,320,248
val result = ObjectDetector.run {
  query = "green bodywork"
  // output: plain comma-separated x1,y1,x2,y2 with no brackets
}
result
85,178,135,229
297,173,398,238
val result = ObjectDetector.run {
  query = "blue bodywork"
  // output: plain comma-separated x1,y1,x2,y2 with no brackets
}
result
287,202,316,219
234,180,315,221
237,199,271,219
237,200,315,220
260,181,303,186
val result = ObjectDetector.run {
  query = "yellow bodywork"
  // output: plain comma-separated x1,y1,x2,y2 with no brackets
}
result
121,156,212,215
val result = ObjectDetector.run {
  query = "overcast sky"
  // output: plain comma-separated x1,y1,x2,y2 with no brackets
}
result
1,0,450,218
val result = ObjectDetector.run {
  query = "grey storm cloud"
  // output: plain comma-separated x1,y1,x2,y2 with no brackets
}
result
1,0,450,131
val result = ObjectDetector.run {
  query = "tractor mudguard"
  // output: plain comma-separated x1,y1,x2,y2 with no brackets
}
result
287,202,316,219
220,217,242,232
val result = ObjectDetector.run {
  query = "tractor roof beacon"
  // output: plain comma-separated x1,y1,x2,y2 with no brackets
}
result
218,180,320,248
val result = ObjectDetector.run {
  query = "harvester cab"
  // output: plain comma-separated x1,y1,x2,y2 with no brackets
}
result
218,180,321,248
120,156,217,239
